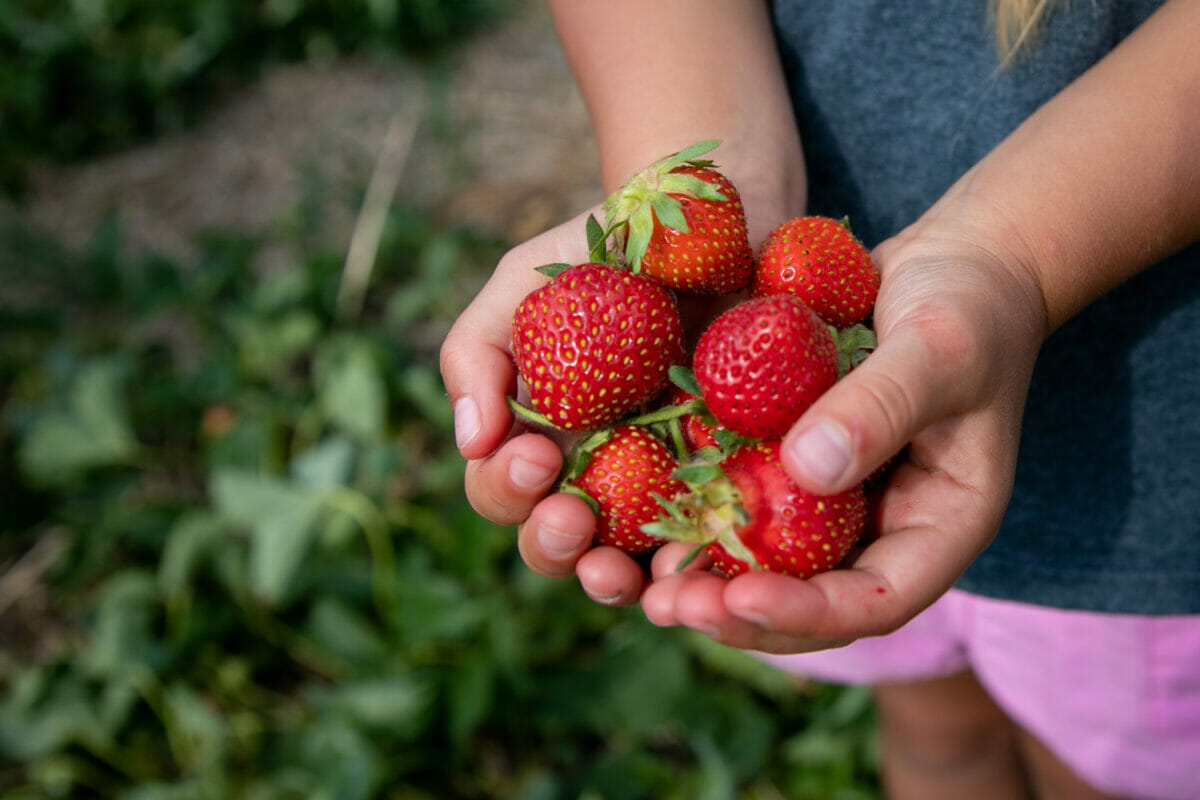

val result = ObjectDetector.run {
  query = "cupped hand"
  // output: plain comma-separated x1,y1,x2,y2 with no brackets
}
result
441,207,657,604
640,218,1050,652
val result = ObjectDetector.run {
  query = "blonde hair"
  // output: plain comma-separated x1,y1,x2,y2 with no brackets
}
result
991,0,1058,62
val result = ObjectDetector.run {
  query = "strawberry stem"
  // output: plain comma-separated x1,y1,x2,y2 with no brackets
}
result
622,399,701,426
560,483,600,515
507,396,560,429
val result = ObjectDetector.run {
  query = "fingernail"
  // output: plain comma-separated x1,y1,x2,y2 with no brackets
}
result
509,456,556,490
787,424,851,488
537,522,584,559
453,397,480,450
585,589,624,606
732,609,773,630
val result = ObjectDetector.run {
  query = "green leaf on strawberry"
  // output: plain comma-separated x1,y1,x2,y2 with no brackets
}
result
601,140,753,294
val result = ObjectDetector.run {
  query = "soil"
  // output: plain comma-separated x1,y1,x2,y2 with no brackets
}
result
16,0,601,262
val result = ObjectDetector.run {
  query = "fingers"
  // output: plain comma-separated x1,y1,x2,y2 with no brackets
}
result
463,432,564,525
439,275,530,461
782,312,980,495
576,547,646,606
641,455,1001,653
516,490,596,577
642,550,933,654
517,494,646,606
440,207,600,461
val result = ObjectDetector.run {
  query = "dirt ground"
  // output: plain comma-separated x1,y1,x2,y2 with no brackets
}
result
17,1,601,263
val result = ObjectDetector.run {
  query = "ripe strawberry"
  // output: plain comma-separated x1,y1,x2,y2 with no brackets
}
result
603,140,753,294
754,216,880,327
645,440,866,579
705,441,866,578
511,262,685,431
692,295,838,440
567,426,686,554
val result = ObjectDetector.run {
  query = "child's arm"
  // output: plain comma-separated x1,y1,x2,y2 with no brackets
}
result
547,0,806,241
641,0,1200,651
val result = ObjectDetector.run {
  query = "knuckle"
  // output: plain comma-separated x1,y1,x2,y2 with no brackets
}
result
856,368,921,451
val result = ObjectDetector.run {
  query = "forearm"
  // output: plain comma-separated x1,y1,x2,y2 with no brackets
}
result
922,0,1200,332
547,0,806,242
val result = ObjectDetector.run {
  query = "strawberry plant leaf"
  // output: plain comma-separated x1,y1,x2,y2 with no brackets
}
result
210,469,325,606
18,357,138,485
316,340,387,440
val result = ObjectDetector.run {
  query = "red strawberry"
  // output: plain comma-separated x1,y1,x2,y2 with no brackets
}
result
646,440,866,579
567,426,686,554
692,295,838,440
753,216,880,327
705,441,866,578
603,140,753,294
511,262,685,431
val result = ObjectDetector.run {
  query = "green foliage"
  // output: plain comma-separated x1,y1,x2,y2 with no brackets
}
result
0,208,878,797
0,0,506,192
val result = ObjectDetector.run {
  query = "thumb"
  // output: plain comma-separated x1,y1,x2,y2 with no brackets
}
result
781,320,971,494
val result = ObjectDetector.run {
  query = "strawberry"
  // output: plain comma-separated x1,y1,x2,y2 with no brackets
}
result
691,295,838,440
566,426,686,554
602,140,753,294
753,216,880,327
511,262,685,431
646,440,866,579
704,441,866,578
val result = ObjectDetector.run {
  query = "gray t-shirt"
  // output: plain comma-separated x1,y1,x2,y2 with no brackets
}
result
771,0,1200,613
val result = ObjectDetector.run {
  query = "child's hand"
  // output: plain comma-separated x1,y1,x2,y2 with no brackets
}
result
441,207,654,603
639,220,1049,652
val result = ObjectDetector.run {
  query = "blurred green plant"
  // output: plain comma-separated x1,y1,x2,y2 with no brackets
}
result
0,201,879,798
0,0,506,193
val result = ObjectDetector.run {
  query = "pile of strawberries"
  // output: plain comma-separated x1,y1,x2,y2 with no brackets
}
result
509,141,881,580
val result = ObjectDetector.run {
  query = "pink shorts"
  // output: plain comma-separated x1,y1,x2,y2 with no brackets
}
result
760,589,1200,800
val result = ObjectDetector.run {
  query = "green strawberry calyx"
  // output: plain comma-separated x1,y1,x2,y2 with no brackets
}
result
642,456,762,572
600,139,730,273
833,323,878,377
